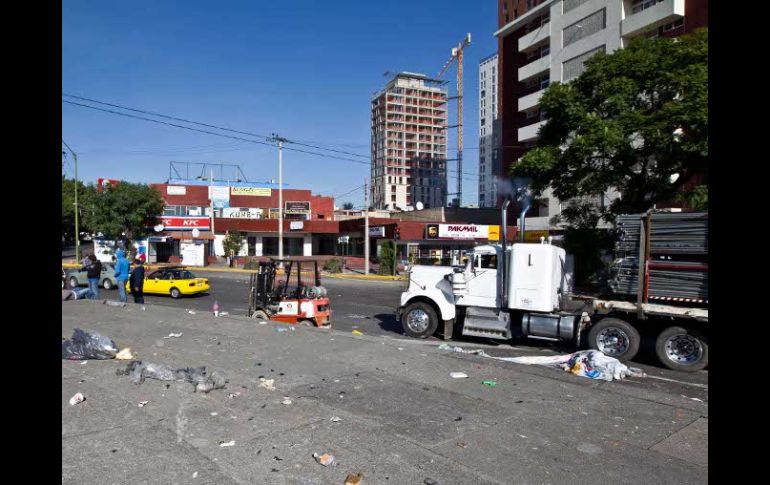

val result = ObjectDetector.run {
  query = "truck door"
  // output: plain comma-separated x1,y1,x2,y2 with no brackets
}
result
463,253,498,308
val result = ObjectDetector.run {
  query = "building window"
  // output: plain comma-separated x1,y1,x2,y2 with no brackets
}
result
563,0,590,14
631,0,665,15
563,9,606,46
563,45,605,81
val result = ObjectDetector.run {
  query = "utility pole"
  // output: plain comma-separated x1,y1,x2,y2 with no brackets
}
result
364,178,369,276
62,140,79,262
270,134,288,264
209,170,215,260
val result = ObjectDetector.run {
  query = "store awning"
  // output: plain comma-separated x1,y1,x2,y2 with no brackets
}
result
164,231,215,241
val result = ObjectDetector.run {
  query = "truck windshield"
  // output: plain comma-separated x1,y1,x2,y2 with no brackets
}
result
479,254,497,269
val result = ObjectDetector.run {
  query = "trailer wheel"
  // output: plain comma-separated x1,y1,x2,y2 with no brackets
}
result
251,310,269,322
401,301,438,338
655,326,708,372
587,317,640,362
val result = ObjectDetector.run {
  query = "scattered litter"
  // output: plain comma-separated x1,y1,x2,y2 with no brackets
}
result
330,416,342,422
282,398,292,405
345,472,364,485
397,347,404,351
138,400,149,407
688,397,705,402
437,343,490,357
219,312,229,316
505,350,646,382
518,434,527,439
192,472,198,479
259,378,276,391
457,442,468,448
227,392,240,399
164,332,183,339
219,440,235,447
210,412,218,416
115,348,136,360
62,328,119,360
104,300,126,307
275,327,289,333
454,416,462,421
80,361,88,365
258,320,268,325
351,330,363,336
69,393,85,406
312,452,335,467
482,380,497,387
187,310,197,315
424,479,438,485
116,361,227,393
449,372,468,379
213,301,220,317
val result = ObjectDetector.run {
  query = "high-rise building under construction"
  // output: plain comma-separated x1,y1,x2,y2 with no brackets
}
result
371,72,448,210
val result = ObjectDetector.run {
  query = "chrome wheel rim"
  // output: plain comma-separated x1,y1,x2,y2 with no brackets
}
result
665,334,703,365
596,327,630,356
406,309,429,333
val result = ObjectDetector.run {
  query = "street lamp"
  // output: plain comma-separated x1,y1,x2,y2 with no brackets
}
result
62,140,80,262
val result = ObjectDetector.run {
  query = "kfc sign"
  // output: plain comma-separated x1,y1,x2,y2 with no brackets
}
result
97,178,120,193
160,216,211,230
437,224,488,239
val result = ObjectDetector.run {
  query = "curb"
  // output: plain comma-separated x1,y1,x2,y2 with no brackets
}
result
323,273,405,282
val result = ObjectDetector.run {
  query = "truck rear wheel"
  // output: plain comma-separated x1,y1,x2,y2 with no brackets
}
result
655,326,708,372
401,302,438,338
587,317,640,362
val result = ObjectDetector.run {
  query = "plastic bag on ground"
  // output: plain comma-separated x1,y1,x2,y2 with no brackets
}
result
62,328,119,360
116,360,227,393
503,350,644,381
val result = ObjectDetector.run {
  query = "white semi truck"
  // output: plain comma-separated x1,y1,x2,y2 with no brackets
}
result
396,201,708,372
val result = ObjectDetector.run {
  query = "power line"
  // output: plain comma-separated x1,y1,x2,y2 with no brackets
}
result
331,184,365,200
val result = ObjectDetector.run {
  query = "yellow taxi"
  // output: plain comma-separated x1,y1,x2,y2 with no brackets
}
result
125,266,210,299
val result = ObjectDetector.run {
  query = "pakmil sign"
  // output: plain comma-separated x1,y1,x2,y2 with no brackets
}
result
438,224,489,239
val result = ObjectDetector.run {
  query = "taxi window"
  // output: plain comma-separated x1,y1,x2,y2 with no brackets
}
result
480,254,497,269
181,271,195,279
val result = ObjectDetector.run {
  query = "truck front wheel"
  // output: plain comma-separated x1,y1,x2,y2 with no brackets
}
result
401,302,439,338
587,317,641,362
655,326,708,372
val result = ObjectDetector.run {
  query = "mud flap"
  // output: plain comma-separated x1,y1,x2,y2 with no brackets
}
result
443,319,454,340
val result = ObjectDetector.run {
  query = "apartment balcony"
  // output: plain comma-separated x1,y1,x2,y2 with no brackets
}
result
518,120,546,142
518,88,546,112
518,55,550,82
621,0,684,38
518,22,550,52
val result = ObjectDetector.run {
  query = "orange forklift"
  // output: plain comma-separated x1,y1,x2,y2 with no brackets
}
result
247,258,331,327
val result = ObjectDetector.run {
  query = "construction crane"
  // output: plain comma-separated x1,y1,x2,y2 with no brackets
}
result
437,33,471,208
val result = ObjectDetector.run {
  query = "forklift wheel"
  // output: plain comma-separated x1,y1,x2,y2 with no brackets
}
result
251,310,270,322
299,319,315,327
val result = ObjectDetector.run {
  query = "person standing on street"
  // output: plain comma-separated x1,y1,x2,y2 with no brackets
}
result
114,248,130,303
80,254,102,300
129,258,145,304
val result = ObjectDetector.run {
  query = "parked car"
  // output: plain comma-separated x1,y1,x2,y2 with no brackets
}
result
127,266,210,299
66,263,118,290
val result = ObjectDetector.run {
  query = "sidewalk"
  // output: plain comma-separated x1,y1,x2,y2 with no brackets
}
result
62,301,707,484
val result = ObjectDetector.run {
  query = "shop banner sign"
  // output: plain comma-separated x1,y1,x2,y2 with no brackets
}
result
166,185,186,195
221,207,262,219
289,221,304,230
369,226,385,237
285,201,311,214
438,224,488,239
488,225,501,241
231,187,271,196
524,230,549,242
210,186,230,208
160,216,210,230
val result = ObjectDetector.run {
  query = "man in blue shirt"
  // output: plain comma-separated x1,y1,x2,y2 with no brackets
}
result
114,249,130,303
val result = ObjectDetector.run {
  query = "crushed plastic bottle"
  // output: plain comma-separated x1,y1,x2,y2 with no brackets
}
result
481,380,497,387
213,301,220,317
312,452,335,467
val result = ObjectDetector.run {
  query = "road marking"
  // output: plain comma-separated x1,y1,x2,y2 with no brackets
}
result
644,374,708,389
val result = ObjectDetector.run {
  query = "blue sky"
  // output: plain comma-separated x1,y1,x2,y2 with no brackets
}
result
62,0,499,207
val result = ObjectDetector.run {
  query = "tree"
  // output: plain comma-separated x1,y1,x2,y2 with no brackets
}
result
342,202,354,210
378,240,396,276
81,181,164,241
222,231,244,258
512,29,708,216
61,176,95,244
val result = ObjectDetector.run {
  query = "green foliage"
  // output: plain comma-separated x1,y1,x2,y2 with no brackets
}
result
552,200,615,286
378,240,396,275
676,184,708,210
341,202,354,210
222,231,245,258
512,29,708,215
323,258,343,273
61,176,95,244
243,259,261,270
81,181,164,239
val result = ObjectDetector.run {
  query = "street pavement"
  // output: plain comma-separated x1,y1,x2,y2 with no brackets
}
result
62,300,707,484
97,270,708,391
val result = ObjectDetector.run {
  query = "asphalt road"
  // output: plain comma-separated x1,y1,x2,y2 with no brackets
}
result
89,270,707,392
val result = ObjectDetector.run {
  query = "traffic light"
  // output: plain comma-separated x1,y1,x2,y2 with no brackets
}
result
394,227,401,240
